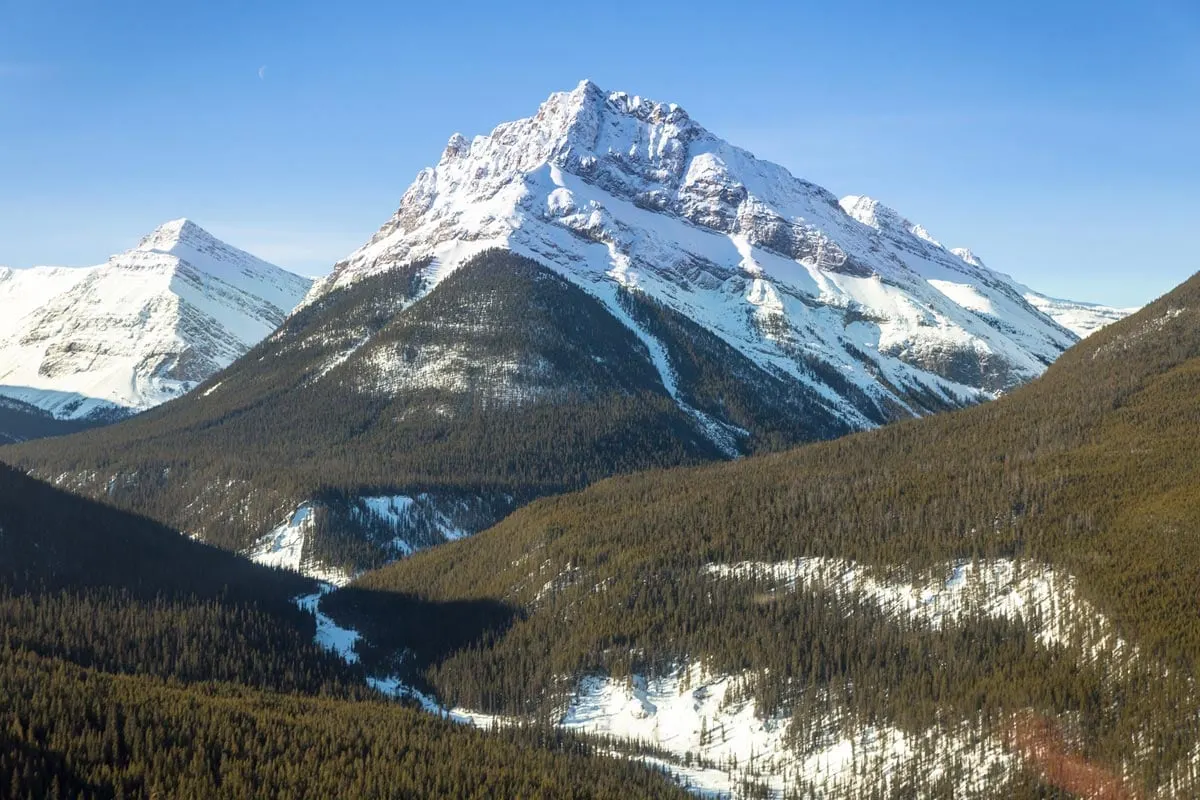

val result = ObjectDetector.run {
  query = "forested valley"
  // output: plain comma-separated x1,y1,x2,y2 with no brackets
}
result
0,461,695,798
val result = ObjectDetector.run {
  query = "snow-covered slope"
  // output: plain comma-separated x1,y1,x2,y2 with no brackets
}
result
306,80,1100,427
245,493,502,586
947,247,1135,338
1020,292,1135,338
0,220,312,419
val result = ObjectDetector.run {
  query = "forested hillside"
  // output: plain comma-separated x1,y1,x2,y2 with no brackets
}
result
0,462,695,798
1,650,692,800
320,271,1200,797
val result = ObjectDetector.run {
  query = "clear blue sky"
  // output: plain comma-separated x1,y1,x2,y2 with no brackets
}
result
2,0,1196,306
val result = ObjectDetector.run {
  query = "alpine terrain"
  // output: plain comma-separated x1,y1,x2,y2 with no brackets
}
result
0,77,1177,800
947,247,1134,338
0,219,311,440
2,82,1128,585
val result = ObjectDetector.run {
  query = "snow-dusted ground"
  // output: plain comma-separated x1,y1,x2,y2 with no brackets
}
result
247,505,312,573
295,579,1019,799
295,585,361,663
706,556,1124,658
356,493,472,543
561,666,1015,798
245,504,352,586
0,219,310,419
246,494,495,585
294,554,1142,798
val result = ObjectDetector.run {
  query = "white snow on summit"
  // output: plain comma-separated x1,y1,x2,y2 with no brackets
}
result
0,219,312,420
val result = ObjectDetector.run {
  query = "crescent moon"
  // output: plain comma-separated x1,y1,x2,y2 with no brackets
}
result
258,66,267,80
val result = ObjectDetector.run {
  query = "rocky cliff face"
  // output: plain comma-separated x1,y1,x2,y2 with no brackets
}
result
0,220,311,420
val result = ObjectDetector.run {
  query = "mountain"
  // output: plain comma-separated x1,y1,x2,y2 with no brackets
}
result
0,219,312,424
0,464,688,799
321,271,1200,798
1021,290,1136,338
948,247,1136,337
316,80,1088,408
3,82,1115,583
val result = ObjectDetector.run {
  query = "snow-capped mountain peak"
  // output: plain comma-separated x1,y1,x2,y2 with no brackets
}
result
950,247,986,268
839,195,915,236
136,217,204,252
0,220,312,421
303,81,1128,443
136,218,252,271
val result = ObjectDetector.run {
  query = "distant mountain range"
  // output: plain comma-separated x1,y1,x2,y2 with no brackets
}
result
946,247,1135,338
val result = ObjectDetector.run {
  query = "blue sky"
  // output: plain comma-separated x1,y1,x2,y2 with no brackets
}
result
1,0,1196,306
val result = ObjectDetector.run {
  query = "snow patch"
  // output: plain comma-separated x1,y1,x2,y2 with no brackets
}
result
295,585,361,663
562,666,1014,798
706,557,1126,658
245,504,352,587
